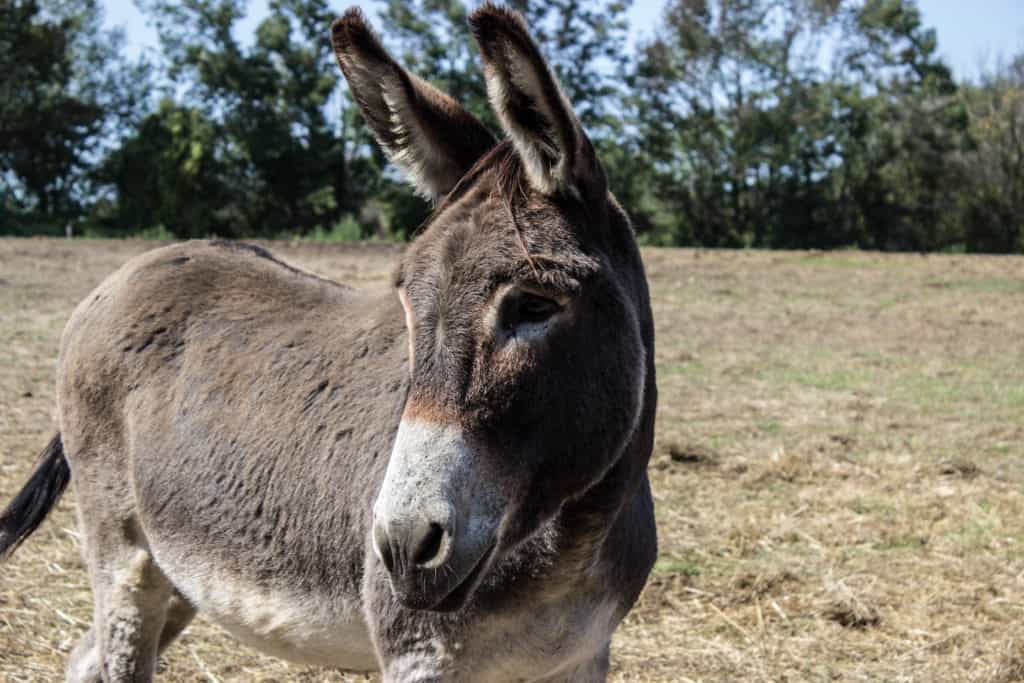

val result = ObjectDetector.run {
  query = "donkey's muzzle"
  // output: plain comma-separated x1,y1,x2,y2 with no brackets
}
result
372,510,496,611
372,510,453,575
373,419,506,610
372,504,491,611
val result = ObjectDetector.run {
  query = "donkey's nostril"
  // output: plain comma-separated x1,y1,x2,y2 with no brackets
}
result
373,521,395,573
374,510,453,576
412,522,446,568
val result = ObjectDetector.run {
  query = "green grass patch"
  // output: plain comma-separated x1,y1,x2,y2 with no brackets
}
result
848,497,899,518
873,535,928,552
656,358,708,380
956,277,1024,294
945,523,999,552
653,556,702,578
766,364,870,393
782,252,902,270
892,368,1024,414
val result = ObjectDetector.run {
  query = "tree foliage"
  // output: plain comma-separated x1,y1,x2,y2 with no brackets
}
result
0,0,148,225
631,0,970,250
1,0,1021,253
118,0,352,237
953,57,1024,253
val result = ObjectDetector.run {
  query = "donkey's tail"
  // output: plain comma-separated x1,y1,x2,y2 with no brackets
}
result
0,433,70,561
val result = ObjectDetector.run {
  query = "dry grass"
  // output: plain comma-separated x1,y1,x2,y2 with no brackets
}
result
2,238,1023,681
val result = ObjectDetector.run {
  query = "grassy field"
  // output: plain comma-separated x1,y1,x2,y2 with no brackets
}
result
1,238,1023,682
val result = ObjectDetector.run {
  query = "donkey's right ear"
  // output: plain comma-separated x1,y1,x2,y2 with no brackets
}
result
331,8,495,199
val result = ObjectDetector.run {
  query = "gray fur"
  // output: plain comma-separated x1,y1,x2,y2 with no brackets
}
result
2,5,657,682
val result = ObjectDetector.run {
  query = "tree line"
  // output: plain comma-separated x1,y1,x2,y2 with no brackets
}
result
2,0,1022,252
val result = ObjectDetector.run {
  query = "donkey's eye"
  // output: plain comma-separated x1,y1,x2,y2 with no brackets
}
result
504,292,562,331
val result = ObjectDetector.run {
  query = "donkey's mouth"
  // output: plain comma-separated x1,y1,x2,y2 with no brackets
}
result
430,542,497,612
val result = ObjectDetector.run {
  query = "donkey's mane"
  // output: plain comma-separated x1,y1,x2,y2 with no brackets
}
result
416,140,525,232
414,138,538,271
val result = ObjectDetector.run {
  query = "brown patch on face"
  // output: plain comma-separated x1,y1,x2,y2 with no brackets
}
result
402,399,457,425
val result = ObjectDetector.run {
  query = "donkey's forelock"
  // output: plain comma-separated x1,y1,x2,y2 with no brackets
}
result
411,141,527,240
396,145,605,304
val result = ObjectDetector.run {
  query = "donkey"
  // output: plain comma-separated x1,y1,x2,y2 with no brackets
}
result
0,5,656,681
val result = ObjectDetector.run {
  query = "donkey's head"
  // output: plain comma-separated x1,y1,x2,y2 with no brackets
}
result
332,4,653,611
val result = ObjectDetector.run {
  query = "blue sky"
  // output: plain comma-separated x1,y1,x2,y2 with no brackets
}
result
104,0,1023,80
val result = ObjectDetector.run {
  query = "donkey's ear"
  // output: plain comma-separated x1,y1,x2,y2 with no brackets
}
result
331,8,496,199
469,4,606,199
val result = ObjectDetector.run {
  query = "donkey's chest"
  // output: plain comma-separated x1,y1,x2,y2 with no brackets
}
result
155,546,378,670
211,591,378,670
479,597,620,680
385,593,621,682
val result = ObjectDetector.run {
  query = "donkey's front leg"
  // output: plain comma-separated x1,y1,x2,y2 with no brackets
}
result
69,520,180,683
366,578,611,683
363,568,462,682
377,631,457,683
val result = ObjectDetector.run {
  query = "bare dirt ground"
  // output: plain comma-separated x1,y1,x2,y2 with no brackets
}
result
1,238,1023,682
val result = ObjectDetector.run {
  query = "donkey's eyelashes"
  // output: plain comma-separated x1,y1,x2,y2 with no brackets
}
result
499,291,563,338
510,293,561,326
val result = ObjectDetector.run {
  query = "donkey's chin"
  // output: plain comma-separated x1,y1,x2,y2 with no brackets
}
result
431,542,497,612
394,542,498,613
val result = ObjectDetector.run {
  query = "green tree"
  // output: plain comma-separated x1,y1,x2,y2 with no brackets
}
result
632,0,840,246
953,54,1024,253
631,0,969,251
135,0,355,236
830,0,968,250
0,0,148,229
99,100,229,237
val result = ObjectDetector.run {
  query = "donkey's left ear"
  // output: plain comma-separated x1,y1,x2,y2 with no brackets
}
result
469,3,606,200
332,8,496,199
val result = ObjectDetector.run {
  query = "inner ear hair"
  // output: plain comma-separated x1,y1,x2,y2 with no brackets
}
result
331,8,495,199
469,3,605,199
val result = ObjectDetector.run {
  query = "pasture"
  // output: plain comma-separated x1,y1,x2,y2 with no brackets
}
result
1,238,1023,682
